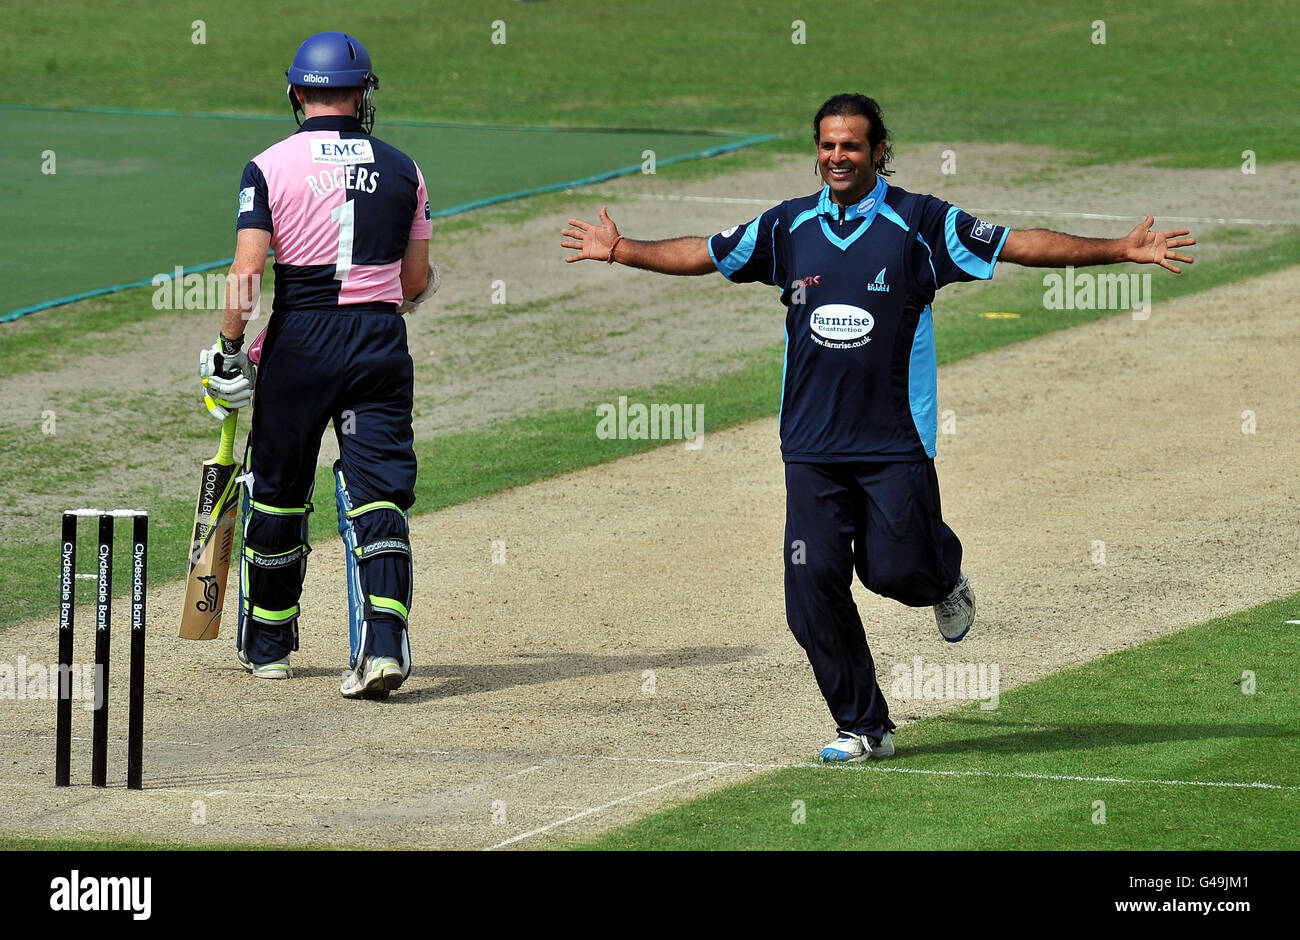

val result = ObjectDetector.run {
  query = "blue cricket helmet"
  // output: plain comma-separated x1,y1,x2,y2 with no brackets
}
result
285,32,380,132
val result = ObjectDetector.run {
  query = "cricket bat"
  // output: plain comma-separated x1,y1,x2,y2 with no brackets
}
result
180,413,240,640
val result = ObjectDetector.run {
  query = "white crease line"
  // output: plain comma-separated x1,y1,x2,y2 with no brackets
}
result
0,732,454,756
586,191,1296,226
0,732,776,767
445,762,549,799
0,780,370,801
7,764,1289,799
561,753,783,770
485,766,733,850
0,768,543,804
812,764,1300,791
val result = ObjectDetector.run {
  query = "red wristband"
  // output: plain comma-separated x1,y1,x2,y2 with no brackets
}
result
607,235,623,265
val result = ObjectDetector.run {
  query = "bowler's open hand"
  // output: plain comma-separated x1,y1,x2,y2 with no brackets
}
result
1124,214,1196,273
562,206,620,262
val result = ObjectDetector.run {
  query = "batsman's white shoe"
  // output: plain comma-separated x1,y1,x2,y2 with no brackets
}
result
820,731,895,763
250,655,292,680
239,648,292,679
934,572,975,643
341,655,405,700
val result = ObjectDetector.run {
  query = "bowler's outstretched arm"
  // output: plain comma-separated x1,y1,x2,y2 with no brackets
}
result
1001,214,1196,274
562,207,715,275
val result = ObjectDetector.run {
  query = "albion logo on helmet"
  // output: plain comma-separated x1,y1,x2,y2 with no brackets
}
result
301,72,330,84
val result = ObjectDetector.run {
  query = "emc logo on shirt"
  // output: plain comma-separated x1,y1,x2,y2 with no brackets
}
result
311,139,376,166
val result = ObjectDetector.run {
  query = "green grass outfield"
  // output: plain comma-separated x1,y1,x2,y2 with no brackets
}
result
5,0,1297,166
574,592,1300,850
0,106,763,318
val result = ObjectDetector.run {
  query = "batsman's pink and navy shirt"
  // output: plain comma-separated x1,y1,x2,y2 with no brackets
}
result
236,115,432,312
709,178,1007,463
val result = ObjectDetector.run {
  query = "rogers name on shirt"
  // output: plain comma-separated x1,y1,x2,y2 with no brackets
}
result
305,164,380,197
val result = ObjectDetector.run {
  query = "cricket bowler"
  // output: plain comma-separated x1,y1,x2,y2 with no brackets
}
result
561,93,1195,760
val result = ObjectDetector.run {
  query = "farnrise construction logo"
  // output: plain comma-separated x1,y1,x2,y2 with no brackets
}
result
809,304,874,350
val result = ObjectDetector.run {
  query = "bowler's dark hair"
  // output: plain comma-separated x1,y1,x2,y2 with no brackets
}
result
813,93,893,177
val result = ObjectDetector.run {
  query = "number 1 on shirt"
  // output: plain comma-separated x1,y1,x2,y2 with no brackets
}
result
331,198,355,281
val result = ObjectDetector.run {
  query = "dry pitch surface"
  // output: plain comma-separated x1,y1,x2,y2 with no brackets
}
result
1,152,1298,849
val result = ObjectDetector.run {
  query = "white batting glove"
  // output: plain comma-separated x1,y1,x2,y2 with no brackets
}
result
398,261,441,314
199,336,254,419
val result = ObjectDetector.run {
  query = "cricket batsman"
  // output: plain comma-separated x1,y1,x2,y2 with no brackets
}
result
562,93,1195,760
200,31,438,699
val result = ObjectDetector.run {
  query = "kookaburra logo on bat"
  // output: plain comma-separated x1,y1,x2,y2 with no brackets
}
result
195,575,220,612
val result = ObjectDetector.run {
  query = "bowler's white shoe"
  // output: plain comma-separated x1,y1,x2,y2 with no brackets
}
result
341,655,405,700
820,731,895,763
934,572,975,643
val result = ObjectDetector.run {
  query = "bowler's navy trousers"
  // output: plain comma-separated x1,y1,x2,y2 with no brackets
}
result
783,460,963,738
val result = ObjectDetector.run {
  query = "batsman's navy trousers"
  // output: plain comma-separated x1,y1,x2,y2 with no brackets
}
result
243,306,416,664
784,460,962,737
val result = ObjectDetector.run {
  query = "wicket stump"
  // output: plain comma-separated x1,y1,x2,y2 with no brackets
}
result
56,509,148,789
